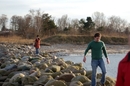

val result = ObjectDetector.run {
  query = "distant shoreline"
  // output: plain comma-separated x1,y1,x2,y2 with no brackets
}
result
40,44,130,56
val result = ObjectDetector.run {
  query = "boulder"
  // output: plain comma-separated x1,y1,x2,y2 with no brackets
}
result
105,76,116,86
71,75,91,83
0,76,7,82
50,65,61,72
33,75,53,86
69,81,83,86
65,60,74,65
9,73,25,83
22,76,38,85
0,69,9,76
29,70,41,78
51,71,63,78
45,79,67,86
2,82,20,86
55,73,75,82
39,63,48,70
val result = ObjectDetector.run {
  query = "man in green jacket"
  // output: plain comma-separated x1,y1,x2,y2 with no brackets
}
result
83,32,110,86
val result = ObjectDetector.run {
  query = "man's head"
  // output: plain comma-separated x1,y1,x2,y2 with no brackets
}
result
37,35,39,37
36,35,40,40
94,32,101,42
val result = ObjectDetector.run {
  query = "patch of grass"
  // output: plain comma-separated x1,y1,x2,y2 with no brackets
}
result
42,35,128,45
0,36,34,44
102,36,127,45
0,35,128,45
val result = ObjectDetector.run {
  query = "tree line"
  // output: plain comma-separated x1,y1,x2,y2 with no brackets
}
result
0,9,129,38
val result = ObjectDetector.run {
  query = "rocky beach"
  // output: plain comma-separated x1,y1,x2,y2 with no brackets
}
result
0,43,127,86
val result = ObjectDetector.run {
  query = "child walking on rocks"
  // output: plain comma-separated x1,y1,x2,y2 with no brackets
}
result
34,35,40,55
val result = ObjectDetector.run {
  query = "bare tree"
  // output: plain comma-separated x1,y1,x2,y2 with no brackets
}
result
107,16,127,32
0,14,8,31
70,19,79,30
10,15,23,36
28,9,43,35
23,14,32,37
124,23,130,34
69,19,80,34
10,15,21,31
92,12,106,29
57,14,70,31
34,9,42,34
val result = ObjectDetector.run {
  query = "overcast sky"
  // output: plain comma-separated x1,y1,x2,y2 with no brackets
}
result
1,0,130,22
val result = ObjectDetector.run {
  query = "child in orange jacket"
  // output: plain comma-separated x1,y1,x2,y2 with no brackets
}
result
34,35,40,55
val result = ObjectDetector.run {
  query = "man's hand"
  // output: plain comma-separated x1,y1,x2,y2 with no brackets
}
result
106,58,110,64
83,56,86,63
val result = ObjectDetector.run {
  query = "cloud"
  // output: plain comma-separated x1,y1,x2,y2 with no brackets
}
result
0,0,130,22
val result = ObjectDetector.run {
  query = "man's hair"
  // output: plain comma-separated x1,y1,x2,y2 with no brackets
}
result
37,35,39,37
36,35,40,40
94,33,101,38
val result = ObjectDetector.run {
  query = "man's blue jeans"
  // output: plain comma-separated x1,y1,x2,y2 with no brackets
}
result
35,48,39,54
91,58,106,86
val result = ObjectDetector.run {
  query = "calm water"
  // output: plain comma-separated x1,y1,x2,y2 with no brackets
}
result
59,53,126,78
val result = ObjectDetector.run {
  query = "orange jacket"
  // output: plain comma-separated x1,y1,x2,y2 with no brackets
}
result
34,38,40,48
116,52,130,86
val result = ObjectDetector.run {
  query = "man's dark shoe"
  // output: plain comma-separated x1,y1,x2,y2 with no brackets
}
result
99,82,105,86
101,83,104,86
